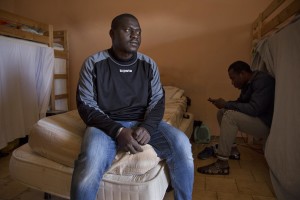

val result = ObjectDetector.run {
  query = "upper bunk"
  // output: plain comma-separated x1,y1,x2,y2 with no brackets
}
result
250,0,300,73
0,9,70,113
0,9,53,46
53,30,69,59
0,9,69,55
252,0,300,44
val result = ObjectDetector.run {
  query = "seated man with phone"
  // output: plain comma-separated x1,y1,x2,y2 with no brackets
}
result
198,60,275,175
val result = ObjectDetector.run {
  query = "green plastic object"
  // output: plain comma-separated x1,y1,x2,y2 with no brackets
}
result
193,124,211,144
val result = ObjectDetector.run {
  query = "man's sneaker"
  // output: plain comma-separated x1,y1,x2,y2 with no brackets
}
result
197,146,215,160
197,144,240,160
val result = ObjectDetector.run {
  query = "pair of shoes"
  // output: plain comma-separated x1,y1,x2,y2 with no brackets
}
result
197,146,215,160
197,161,230,175
197,144,241,160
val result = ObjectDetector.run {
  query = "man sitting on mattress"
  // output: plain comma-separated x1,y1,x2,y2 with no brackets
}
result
198,60,275,175
71,13,194,200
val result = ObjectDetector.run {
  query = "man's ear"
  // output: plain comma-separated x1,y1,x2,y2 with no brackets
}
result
109,29,113,38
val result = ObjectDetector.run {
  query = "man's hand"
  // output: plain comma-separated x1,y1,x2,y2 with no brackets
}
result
116,128,143,154
208,97,227,109
133,127,151,145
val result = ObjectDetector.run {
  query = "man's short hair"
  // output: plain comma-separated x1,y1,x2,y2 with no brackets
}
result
228,61,252,73
111,13,138,30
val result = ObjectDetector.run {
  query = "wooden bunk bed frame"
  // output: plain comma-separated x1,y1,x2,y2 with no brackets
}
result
248,0,300,145
51,30,70,112
0,9,70,113
252,0,300,41
0,9,53,46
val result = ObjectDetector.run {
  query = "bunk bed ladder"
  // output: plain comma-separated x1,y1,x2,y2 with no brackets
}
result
49,30,70,113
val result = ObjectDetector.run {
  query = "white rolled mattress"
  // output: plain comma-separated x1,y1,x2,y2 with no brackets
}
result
9,86,194,200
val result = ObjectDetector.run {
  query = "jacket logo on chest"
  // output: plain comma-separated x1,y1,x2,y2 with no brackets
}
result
120,69,132,73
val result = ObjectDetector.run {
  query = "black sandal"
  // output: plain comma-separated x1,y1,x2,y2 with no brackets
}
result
197,161,230,175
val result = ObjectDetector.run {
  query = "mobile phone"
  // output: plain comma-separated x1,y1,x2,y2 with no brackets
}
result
208,98,214,102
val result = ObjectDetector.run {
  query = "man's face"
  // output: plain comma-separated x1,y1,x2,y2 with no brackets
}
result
110,17,141,56
228,69,246,89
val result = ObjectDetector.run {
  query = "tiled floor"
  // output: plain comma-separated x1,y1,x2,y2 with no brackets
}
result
0,138,277,200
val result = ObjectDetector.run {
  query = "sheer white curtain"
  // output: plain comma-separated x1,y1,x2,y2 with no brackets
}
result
252,18,300,200
0,36,54,149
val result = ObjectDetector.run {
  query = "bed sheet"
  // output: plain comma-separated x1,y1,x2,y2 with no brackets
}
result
0,35,54,149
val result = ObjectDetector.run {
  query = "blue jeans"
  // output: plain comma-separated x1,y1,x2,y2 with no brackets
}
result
70,121,194,200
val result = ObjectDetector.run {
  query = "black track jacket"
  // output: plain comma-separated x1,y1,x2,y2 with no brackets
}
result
76,48,165,138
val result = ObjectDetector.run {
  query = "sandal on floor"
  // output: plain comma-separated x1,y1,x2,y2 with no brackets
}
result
197,161,230,175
